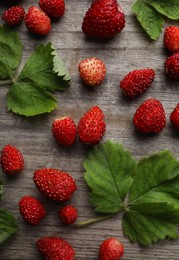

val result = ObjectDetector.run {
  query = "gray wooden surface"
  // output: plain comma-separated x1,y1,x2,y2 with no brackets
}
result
0,0,179,259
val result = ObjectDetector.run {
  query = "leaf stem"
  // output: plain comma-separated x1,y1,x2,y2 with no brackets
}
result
75,215,113,227
0,79,13,86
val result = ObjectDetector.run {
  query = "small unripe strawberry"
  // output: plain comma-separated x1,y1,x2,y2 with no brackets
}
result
164,26,179,53
170,103,179,129
52,117,77,147
99,237,124,260
2,6,25,26
37,236,75,260
0,144,24,175
77,106,106,145
33,168,77,202
59,205,78,225
165,52,179,79
25,6,51,36
19,196,46,225
79,57,106,87
133,98,166,133
120,68,155,99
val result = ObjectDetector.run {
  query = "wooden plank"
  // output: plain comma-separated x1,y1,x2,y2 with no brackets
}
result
0,0,179,259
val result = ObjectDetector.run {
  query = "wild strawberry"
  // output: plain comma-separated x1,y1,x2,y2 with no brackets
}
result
170,103,179,129
120,68,155,99
52,117,77,147
79,57,106,87
25,6,51,36
33,168,77,202
2,6,25,26
82,0,125,39
133,98,166,133
59,205,78,225
19,196,46,225
165,52,179,79
39,0,65,19
99,237,124,260
37,236,75,260
0,145,24,175
164,26,179,53
77,106,106,145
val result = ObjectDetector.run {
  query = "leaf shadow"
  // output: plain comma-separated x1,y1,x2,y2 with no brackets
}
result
130,14,156,42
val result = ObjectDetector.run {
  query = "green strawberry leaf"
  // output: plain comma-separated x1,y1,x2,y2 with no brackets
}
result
148,0,179,20
0,208,17,245
84,141,136,214
123,150,179,245
7,82,57,116
0,27,71,116
123,211,178,246
52,48,71,84
0,26,22,80
83,140,179,245
132,0,164,40
129,150,179,202
18,43,71,91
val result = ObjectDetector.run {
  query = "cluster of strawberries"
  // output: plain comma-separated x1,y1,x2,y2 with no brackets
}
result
0,104,108,222
122,25,179,134
77,31,179,135
2,0,179,259
0,143,124,259
0,144,77,259
1,0,125,38
2,0,65,36
164,26,179,79
52,105,106,147
0,144,78,224
0,103,113,259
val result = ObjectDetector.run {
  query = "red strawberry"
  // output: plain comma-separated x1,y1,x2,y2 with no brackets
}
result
77,106,106,145
170,103,179,129
0,145,24,175
79,57,106,87
25,6,51,36
19,196,46,225
133,98,166,133
59,205,78,225
164,26,179,53
2,6,25,26
120,68,155,99
39,0,65,19
52,117,77,147
33,168,77,202
82,0,125,39
165,52,179,79
37,236,75,260
99,237,124,260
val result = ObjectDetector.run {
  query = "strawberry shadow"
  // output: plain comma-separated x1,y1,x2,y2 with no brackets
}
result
26,31,52,41
118,87,151,105
0,0,22,7
82,34,121,45
164,74,179,91
133,128,161,140
1,169,23,183
169,124,179,138
79,80,102,92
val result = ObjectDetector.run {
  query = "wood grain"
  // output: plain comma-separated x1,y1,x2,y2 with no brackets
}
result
0,0,179,259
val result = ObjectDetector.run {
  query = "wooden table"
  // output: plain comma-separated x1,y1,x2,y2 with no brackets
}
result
0,0,179,259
